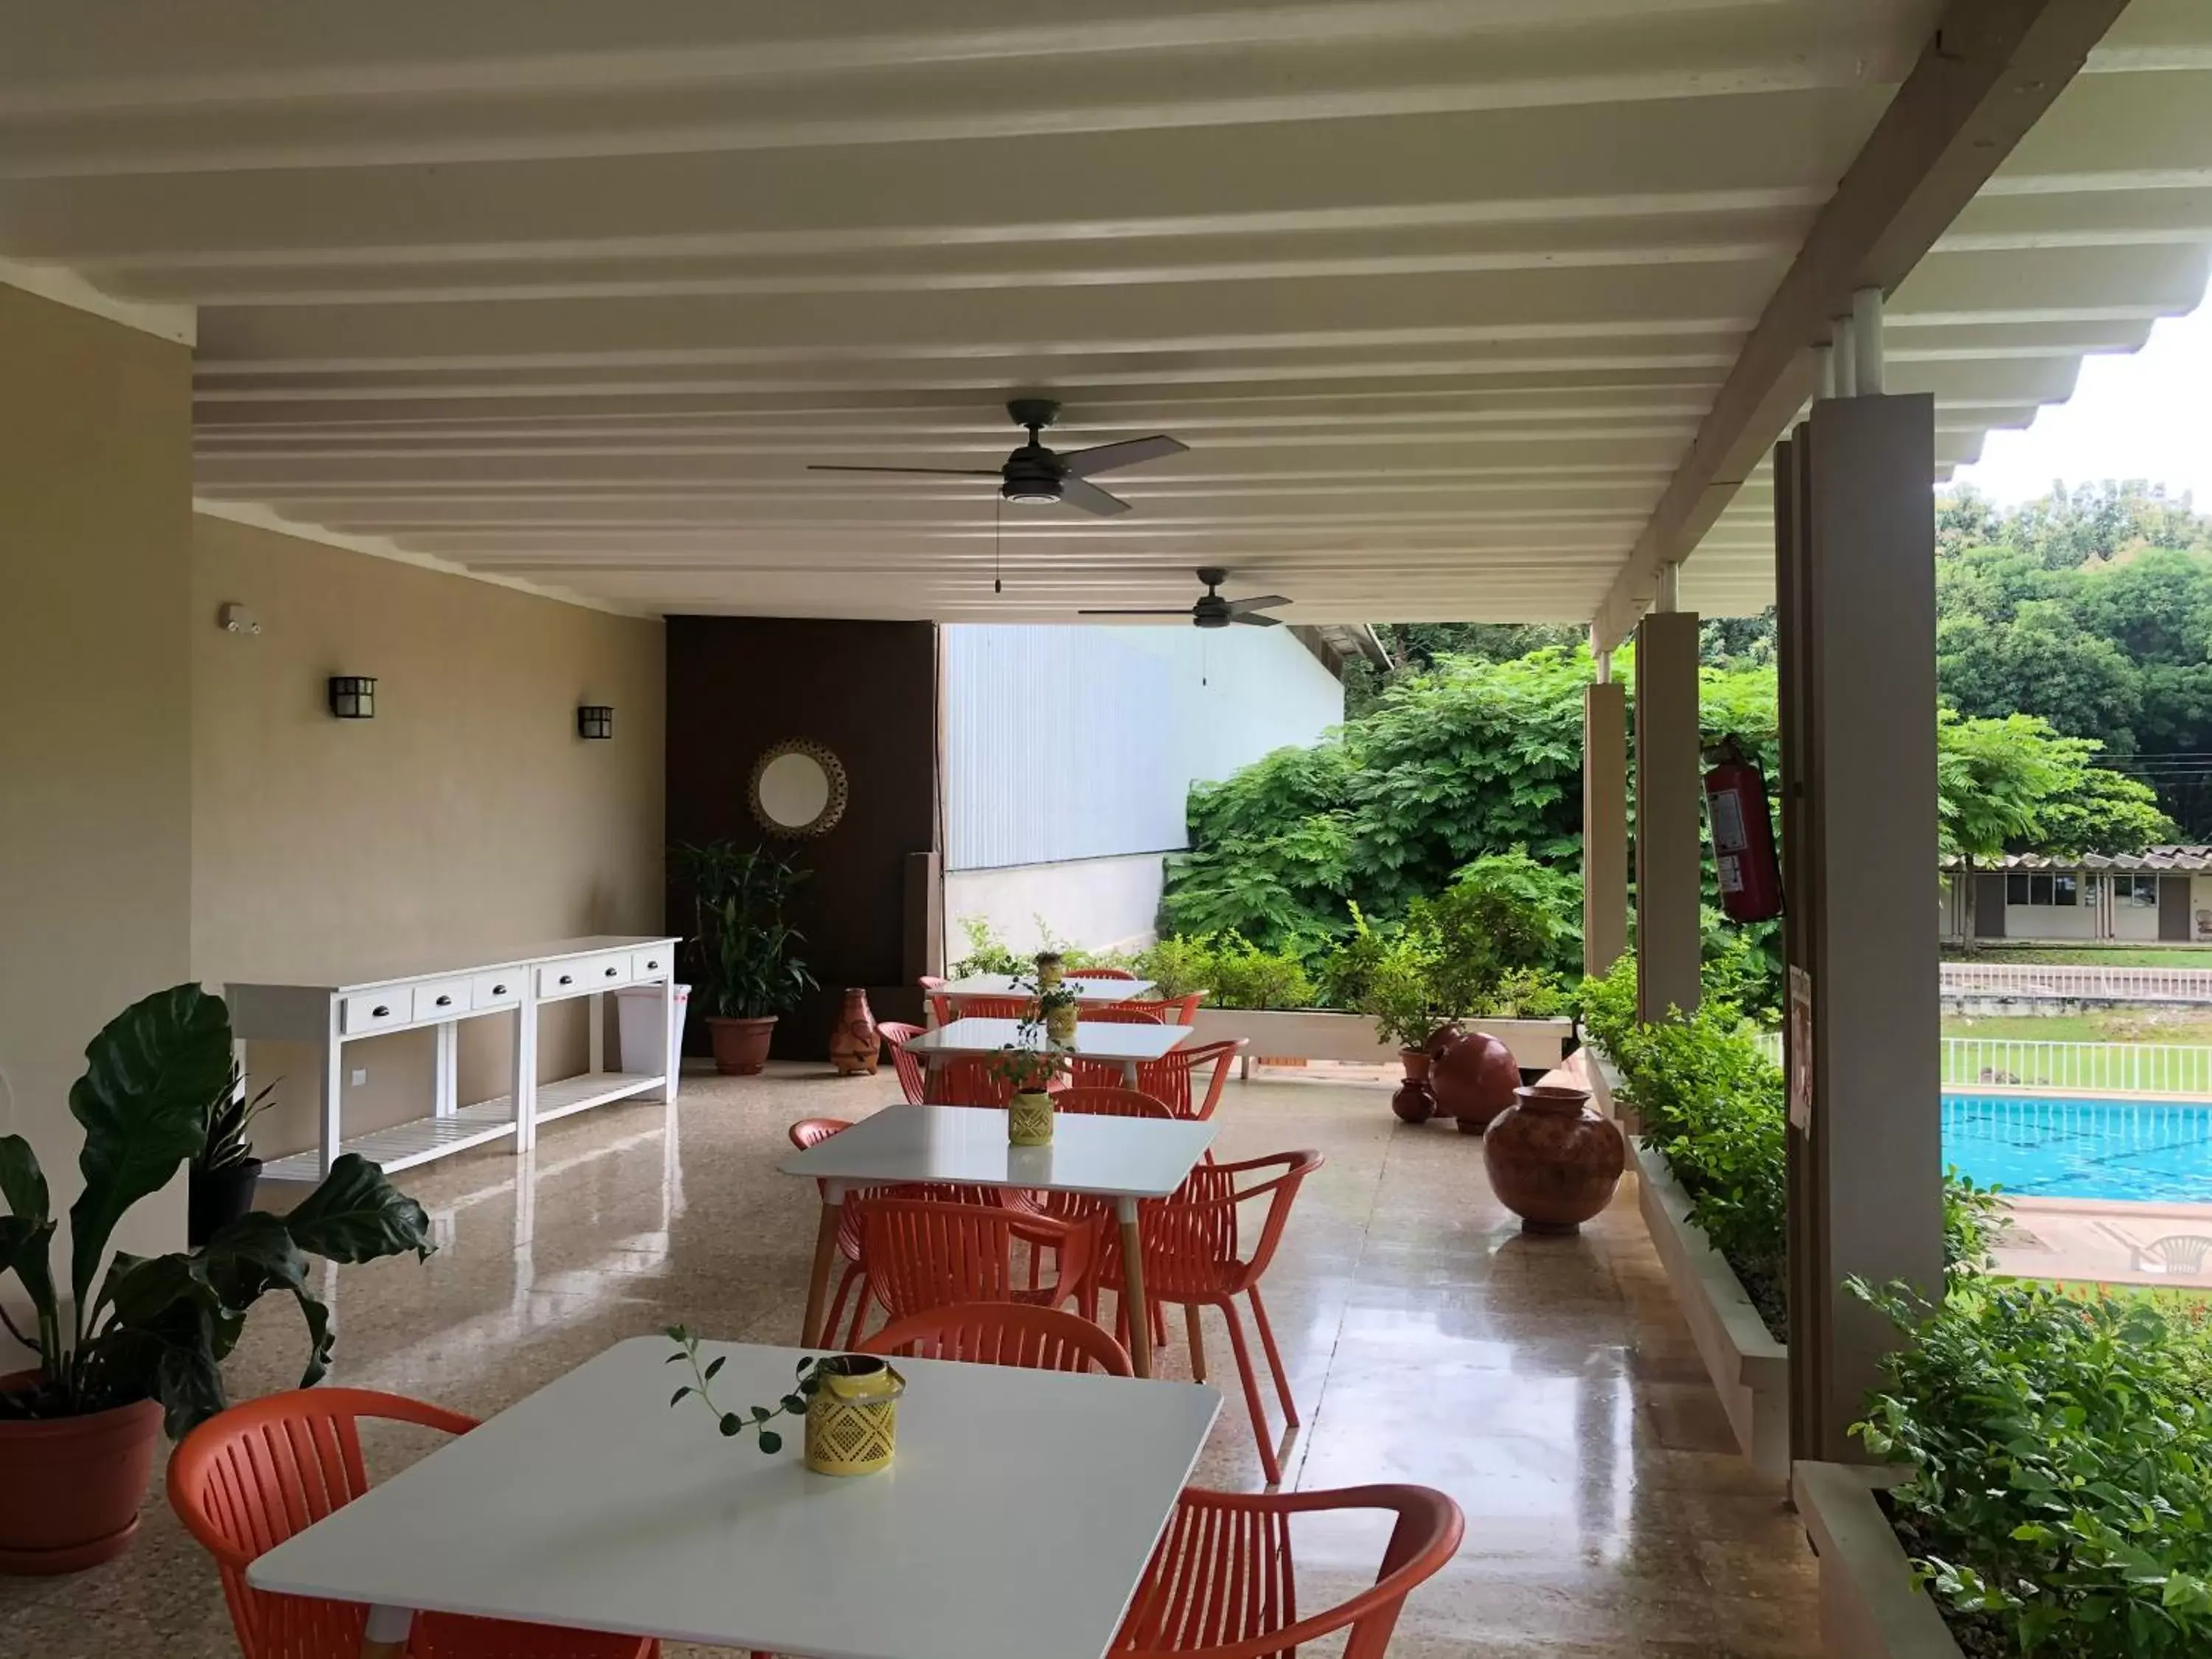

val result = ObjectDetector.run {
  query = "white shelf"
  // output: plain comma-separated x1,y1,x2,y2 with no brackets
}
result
262,1099,518,1183
532,1071,665,1125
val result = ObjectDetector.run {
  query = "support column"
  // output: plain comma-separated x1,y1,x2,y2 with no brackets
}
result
1778,394,1944,1464
1582,670,1629,978
1633,608,1703,1021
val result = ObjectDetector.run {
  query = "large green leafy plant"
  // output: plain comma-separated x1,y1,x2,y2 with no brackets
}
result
0,985,433,1436
1858,1281,2212,1656
672,841,818,1020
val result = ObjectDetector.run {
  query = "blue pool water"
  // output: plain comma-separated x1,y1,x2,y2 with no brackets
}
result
1943,1093,2212,1204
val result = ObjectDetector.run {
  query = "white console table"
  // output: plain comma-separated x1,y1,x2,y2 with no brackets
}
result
228,935,681,1183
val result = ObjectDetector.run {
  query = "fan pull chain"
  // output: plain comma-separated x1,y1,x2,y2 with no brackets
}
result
993,493,1002,595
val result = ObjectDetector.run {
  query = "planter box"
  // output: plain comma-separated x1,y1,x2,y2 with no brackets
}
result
1627,1134,1790,1479
1188,1007,1572,1074
1793,1461,1963,1659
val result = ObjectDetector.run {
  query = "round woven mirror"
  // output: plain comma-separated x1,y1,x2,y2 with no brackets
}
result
750,739,847,838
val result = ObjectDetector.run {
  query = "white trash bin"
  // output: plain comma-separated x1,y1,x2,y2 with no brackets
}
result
616,984,689,1093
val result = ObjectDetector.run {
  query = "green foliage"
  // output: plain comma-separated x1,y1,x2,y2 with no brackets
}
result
671,841,817,1020
196,1065,279,1176
1857,1281,2212,1655
1320,906,1447,1050
0,985,432,1436
1126,933,1314,1010
1935,707,2171,865
665,1325,827,1456
1130,933,1214,1000
1417,851,1582,1009
948,916,1026,978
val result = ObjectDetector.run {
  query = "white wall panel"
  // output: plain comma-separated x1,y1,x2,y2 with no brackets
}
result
945,624,1342,872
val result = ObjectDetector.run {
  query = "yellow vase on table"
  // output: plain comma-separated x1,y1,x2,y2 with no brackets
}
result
1008,1089,1055,1147
1044,1003,1078,1045
804,1356,905,1476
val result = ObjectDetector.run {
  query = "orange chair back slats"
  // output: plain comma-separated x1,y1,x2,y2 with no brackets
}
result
1071,967,1138,981
946,994,1031,1020
877,1023,928,1103
1054,1086,1175,1119
857,1302,1133,1376
1115,997,1200,1026
855,1197,1091,1326
1113,1485,1463,1659
928,1057,1012,1106
1083,1004,1167,1025
1118,1040,1242,1119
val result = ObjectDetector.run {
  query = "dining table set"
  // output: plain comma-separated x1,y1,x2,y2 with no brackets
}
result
200,967,1464,1659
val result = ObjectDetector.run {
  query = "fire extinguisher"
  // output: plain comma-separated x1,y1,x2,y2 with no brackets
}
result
1703,736,1784,923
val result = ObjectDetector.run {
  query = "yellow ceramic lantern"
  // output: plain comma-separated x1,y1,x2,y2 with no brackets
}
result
804,1355,905,1476
1043,1002,1078,1045
1008,1090,1055,1147
1034,951,1065,989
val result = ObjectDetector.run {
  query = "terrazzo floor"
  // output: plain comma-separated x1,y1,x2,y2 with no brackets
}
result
0,1066,1822,1657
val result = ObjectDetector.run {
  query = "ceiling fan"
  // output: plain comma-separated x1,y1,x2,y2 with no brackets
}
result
806,397,1186,516
1081,568,1291,629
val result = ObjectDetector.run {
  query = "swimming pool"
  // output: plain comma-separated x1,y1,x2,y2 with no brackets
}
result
1943,1092,2212,1204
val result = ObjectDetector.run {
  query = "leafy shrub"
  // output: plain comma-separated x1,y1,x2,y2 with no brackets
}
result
1416,850,1583,1008
950,917,1136,980
1131,933,1215,1000
1318,905,1447,1048
1858,1282,2212,1656
1130,933,1312,1010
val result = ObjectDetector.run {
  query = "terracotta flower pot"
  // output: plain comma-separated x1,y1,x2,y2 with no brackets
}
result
187,1159,262,1247
1428,1029,1520,1131
706,1015,778,1075
827,989,880,1077
0,1377,165,1574
1391,1046,1436,1124
1482,1083,1627,1234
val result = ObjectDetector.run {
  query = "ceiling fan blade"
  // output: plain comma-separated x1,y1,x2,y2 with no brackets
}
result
1059,476,1133,516
1060,435,1189,477
1226,595,1291,613
1231,611,1285,627
806,464,1003,477
1078,608,1191,616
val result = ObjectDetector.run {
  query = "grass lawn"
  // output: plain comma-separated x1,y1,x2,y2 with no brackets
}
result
1944,945,2212,967
1944,1010,2212,1044
2003,1279,2212,1316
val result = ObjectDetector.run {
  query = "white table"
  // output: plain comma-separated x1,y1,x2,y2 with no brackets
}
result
936,973,1155,1004
902,1016,1192,1091
228,936,680,1180
248,1338,1220,1659
782,1104,1218,1377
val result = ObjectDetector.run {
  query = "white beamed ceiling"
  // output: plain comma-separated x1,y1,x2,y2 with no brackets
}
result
7,1,2211,623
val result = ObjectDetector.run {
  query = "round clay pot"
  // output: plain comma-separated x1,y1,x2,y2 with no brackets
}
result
827,989,880,1077
706,1015,778,1076
1482,1084,1626,1234
1390,1047,1436,1124
1428,1029,1520,1130
187,1158,262,1247
0,1376,164,1574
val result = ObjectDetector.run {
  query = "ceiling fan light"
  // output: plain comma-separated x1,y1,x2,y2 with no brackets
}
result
1004,484,1060,504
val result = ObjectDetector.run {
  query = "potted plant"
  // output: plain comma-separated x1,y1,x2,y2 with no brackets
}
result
672,841,818,1075
0,984,433,1573
1329,911,1449,1121
187,1064,278,1247
992,1032,1071,1147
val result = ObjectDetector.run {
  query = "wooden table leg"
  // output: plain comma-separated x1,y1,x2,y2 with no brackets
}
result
1116,1196,1152,1378
800,1187,845,1347
361,1604,411,1657
1120,1060,1140,1088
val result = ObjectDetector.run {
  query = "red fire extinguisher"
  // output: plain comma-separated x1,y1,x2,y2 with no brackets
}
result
1703,737,1784,923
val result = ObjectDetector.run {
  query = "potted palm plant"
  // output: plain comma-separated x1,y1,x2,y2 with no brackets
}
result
187,1064,277,1247
672,841,818,1074
0,984,433,1573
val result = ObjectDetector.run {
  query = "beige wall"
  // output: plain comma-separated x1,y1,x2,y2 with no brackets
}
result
191,516,665,1158
0,283,195,1345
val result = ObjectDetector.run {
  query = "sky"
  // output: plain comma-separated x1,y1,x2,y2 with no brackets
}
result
1952,268,2212,508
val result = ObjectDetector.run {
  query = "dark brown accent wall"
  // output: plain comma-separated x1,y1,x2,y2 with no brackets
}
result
666,617,939,1057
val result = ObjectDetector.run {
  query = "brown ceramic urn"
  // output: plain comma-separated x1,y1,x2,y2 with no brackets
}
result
1481,1083,1626,1234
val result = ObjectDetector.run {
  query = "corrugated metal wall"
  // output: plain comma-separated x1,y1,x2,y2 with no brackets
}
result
945,623,1344,872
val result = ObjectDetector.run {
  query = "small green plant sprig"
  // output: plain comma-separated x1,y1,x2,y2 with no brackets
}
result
990,1039,1071,1094
664,1326,822,1453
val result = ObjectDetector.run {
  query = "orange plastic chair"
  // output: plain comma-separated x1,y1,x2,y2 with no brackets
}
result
1085,1004,1168,1025
927,1057,1013,1106
850,1196,1093,1343
1078,1039,1242,1118
789,1118,986,1340
944,993,1032,1020
858,1301,1133,1376
1054,1085,1175,1120
1135,994,1206,1026
169,1388,657,1659
1100,1150,1324,1485
1114,1484,1464,1659
878,1021,928,1103
918,975,953,1027
1070,967,1138,981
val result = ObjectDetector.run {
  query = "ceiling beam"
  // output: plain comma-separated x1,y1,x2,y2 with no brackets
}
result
1589,0,2130,652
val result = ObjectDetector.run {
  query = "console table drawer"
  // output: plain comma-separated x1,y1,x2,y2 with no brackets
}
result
411,978,473,1022
538,953,630,998
630,946,673,981
472,970,525,1009
341,990,409,1035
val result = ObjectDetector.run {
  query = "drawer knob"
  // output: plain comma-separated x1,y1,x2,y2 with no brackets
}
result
435,995,452,1007
372,1004,390,1018
559,974,574,986
493,984,508,995
646,959,660,970
605,966,619,978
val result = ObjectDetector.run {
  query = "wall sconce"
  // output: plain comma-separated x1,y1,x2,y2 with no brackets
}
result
577,705,614,740
327,676,376,719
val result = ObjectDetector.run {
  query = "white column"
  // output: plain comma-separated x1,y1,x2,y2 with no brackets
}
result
1583,675,1629,978
318,1008,344,1178
1634,608,1703,1021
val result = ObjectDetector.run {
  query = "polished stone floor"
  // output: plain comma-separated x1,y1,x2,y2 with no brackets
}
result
0,1068,1821,1657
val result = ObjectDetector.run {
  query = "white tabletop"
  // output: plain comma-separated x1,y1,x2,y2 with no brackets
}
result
782,1104,1217,1199
938,973,1155,1004
250,1340,1218,1659
902,1017,1193,1063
